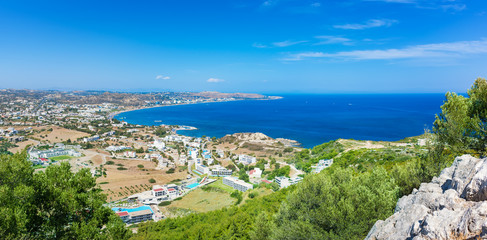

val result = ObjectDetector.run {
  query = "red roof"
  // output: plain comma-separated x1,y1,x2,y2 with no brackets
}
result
116,211,129,217
153,188,164,192
168,188,176,191
262,180,272,184
249,170,256,175
40,158,49,162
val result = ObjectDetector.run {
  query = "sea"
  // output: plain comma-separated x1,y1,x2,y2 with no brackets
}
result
115,94,447,148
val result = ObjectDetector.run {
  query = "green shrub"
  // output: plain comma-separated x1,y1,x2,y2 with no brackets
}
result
158,201,171,206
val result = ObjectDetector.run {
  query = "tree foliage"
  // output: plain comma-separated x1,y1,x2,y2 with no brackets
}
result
271,167,399,240
0,152,131,239
434,77,487,156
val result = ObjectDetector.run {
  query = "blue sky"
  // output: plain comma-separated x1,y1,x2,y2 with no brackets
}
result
0,0,486,93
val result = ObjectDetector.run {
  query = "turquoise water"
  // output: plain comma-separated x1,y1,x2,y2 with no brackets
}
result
116,94,447,148
112,205,153,213
185,182,200,189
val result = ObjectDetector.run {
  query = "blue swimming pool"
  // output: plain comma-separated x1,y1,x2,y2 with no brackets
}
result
112,205,153,213
185,182,200,189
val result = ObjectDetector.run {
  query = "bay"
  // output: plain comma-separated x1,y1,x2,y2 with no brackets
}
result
115,94,446,148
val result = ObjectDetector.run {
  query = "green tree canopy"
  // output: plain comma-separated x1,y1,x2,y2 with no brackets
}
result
0,152,131,239
271,167,399,240
434,77,487,155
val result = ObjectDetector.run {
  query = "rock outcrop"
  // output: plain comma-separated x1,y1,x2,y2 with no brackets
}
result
366,155,487,240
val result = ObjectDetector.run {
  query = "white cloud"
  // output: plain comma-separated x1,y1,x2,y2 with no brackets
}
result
310,2,321,7
155,75,170,80
284,39,487,61
315,36,353,45
365,0,416,3
365,0,467,12
261,0,280,8
253,42,268,48
273,40,308,47
334,19,398,30
207,78,224,83
441,4,466,11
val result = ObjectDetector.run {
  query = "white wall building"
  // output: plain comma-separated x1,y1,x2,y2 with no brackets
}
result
210,165,233,176
195,164,210,175
152,139,165,151
238,154,256,165
275,176,303,189
249,168,262,178
313,159,333,173
222,176,253,192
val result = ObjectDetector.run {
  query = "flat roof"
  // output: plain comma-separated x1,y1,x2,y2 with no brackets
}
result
116,211,129,217
129,209,153,217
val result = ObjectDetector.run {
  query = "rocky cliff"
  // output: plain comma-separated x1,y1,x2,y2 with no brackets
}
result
366,155,487,240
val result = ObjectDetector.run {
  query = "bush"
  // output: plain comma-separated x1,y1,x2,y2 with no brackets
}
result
283,147,294,153
166,168,175,174
272,167,398,239
137,164,144,168
248,192,258,199
230,190,243,205
148,178,156,183
158,201,171,206
106,160,115,165
117,167,127,171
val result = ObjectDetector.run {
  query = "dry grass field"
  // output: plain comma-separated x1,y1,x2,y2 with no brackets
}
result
160,188,235,217
10,139,38,153
32,126,90,143
96,158,188,201
171,188,235,212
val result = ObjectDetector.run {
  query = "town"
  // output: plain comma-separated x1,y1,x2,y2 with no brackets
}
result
0,89,326,225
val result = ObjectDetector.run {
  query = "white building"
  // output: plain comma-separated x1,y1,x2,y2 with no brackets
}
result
249,168,262,179
83,135,100,142
189,148,198,159
274,176,303,189
152,139,165,151
163,134,182,142
210,165,233,176
124,151,136,158
105,145,131,152
223,177,253,192
114,208,154,224
29,148,81,159
195,164,210,175
274,176,291,188
178,155,187,165
238,154,256,165
216,149,225,158
313,159,333,173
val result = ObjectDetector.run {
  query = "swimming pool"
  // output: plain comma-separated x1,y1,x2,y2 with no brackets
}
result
185,182,200,189
112,205,153,213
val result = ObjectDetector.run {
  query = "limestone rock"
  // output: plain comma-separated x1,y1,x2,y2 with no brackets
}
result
366,155,487,240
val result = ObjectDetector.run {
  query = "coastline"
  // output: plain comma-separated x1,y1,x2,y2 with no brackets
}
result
109,94,437,148
107,96,306,146
109,96,282,120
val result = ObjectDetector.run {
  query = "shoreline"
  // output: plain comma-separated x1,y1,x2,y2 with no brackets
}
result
107,96,306,146
109,97,282,120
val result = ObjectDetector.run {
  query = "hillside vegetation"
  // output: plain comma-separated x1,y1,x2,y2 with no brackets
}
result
130,78,487,239
1,77,486,239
